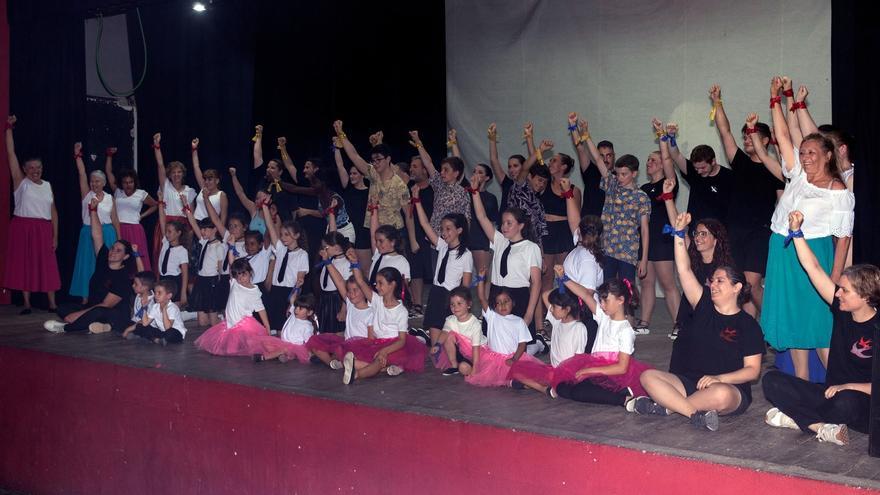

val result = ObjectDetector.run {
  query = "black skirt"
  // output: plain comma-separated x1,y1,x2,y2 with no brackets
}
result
422,285,451,330
190,274,226,312
317,289,345,334
266,284,295,331
541,220,575,255
159,274,183,302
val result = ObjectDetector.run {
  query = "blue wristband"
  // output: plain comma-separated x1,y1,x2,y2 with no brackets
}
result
132,251,141,258
784,229,804,247
567,123,579,132
469,274,486,288
350,262,360,269
555,274,571,294
668,135,677,147
662,224,687,239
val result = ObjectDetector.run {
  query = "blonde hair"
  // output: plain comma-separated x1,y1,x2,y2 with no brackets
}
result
166,161,187,176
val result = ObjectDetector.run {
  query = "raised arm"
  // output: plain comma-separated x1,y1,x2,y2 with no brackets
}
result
228,167,256,215
191,138,205,190
183,196,203,239
567,113,590,173
110,197,122,239
261,202,279,246
88,197,103,255
523,122,536,162
348,247,375,298
252,124,264,169
369,199,380,253
277,137,298,183
334,120,371,175
487,123,506,182
793,85,819,137
408,130,436,176
768,77,797,173
672,213,703,308
104,147,118,192
323,248,350,302
554,265,597,315
652,118,678,181
560,177,580,235
781,77,803,147
157,189,167,236
5,116,24,188
580,120,609,178
332,138,349,189
74,142,88,199
469,174,497,241
709,85,739,164
204,185,227,238
153,132,167,186
411,184,439,246
747,111,785,181
662,123,688,174
447,129,461,159
661,178,688,248
788,211,836,304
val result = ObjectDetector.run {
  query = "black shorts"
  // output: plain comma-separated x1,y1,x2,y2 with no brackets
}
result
410,242,436,281
354,226,371,250
726,224,771,275
675,374,752,416
542,220,575,255
647,229,674,262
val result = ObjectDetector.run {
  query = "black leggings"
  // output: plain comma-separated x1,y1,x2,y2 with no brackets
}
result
58,304,130,333
132,324,184,343
555,380,628,406
762,370,870,433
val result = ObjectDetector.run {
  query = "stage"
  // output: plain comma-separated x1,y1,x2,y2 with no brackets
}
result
1,305,878,494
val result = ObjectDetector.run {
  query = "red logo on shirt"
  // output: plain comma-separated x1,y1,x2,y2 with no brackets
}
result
719,327,738,343
851,337,873,359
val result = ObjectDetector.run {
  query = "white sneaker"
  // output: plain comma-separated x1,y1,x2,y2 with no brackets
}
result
815,423,849,446
43,320,66,333
88,322,112,334
179,310,198,322
633,321,650,335
386,365,404,376
624,396,638,413
329,359,343,370
342,352,356,385
764,407,799,430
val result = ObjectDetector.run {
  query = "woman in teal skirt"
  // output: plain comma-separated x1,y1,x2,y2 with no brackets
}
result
70,142,120,302
758,77,855,381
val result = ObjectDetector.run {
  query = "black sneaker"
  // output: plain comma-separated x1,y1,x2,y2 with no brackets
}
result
409,327,430,346
690,410,719,431
535,333,550,355
442,367,460,376
253,353,265,363
309,355,323,365
633,396,669,416
509,380,525,390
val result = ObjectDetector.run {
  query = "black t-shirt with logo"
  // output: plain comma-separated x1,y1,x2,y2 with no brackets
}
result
682,159,733,224
670,291,765,384
827,296,878,386
88,246,133,311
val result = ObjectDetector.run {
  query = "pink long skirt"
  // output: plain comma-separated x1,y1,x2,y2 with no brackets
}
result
194,316,268,356
3,216,60,292
306,333,346,357
341,335,427,372
550,352,652,396
249,335,311,362
120,222,151,271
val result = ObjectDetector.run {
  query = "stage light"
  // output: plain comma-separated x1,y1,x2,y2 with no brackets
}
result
192,2,207,12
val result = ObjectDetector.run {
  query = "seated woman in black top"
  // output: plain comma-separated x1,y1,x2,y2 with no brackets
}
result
762,211,878,446
633,212,764,431
44,198,135,334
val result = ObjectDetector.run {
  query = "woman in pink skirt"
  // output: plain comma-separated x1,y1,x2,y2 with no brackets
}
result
340,262,427,384
194,257,271,356
105,148,158,271
3,115,60,313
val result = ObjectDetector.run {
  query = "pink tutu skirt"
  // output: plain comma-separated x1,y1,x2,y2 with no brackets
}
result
306,333,346,357
550,352,652,396
508,358,554,386
341,335,427,372
194,316,268,356
467,349,546,388
432,332,476,370
120,222,151,271
250,335,311,362
3,216,61,292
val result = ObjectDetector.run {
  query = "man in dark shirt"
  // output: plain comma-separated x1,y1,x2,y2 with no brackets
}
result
662,125,732,225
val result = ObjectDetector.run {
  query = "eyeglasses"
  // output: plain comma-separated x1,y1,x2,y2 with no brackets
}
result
692,230,712,238
370,156,387,164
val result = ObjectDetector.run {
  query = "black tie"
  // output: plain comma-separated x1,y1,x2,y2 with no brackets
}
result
197,241,209,272
369,253,385,285
437,246,456,285
222,247,231,272
499,239,522,278
277,249,290,284
161,246,171,275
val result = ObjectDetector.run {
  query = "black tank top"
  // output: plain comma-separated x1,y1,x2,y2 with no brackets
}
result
540,185,567,216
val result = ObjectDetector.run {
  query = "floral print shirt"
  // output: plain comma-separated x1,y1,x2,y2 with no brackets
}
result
428,173,471,234
507,179,548,242
365,165,410,229
600,175,650,265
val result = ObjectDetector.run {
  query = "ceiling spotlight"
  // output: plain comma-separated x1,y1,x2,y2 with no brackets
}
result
192,2,207,12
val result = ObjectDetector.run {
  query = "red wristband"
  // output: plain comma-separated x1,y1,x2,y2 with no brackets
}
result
74,152,83,159
158,201,166,207
789,101,807,112
105,148,116,157
745,127,759,135
152,144,161,150
769,96,782,108
4,122,13,130
324,207,336,215
782,89,794,98
656,192,674,201
367,204,379,212
88,206,97,212
465,187,478,195
410,197,420,204
561,188,575,199
769,138,778,146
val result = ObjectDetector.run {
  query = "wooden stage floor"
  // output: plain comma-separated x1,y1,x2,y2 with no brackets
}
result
0,305,878,491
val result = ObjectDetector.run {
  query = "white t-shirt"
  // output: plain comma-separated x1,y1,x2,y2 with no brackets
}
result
370,250,411,281
147,302,187,338
370,292,408,339
160,179,196,217
345,299,373,340
225,278,265,327
194,190,224,221
81,191,114,225
547,312,588,367
483,308,532,355
13,178,53,220
563,246,604,292
770,148,855,238
245,248,272,284
114,189,148,224
271,241,309,287
321,256,352,292
490,231,541,288
590,305,635,355
132,293,154,322
433,238,474,290
280,316,315,345
442,314,485,346
158,238,189,276
195,239,225,277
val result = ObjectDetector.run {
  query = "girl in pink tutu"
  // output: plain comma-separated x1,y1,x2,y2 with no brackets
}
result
434,287,483,376
341,265,427,384
549,265,652,406
306,248,373,369
252,294,317,363
194,257,271,356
